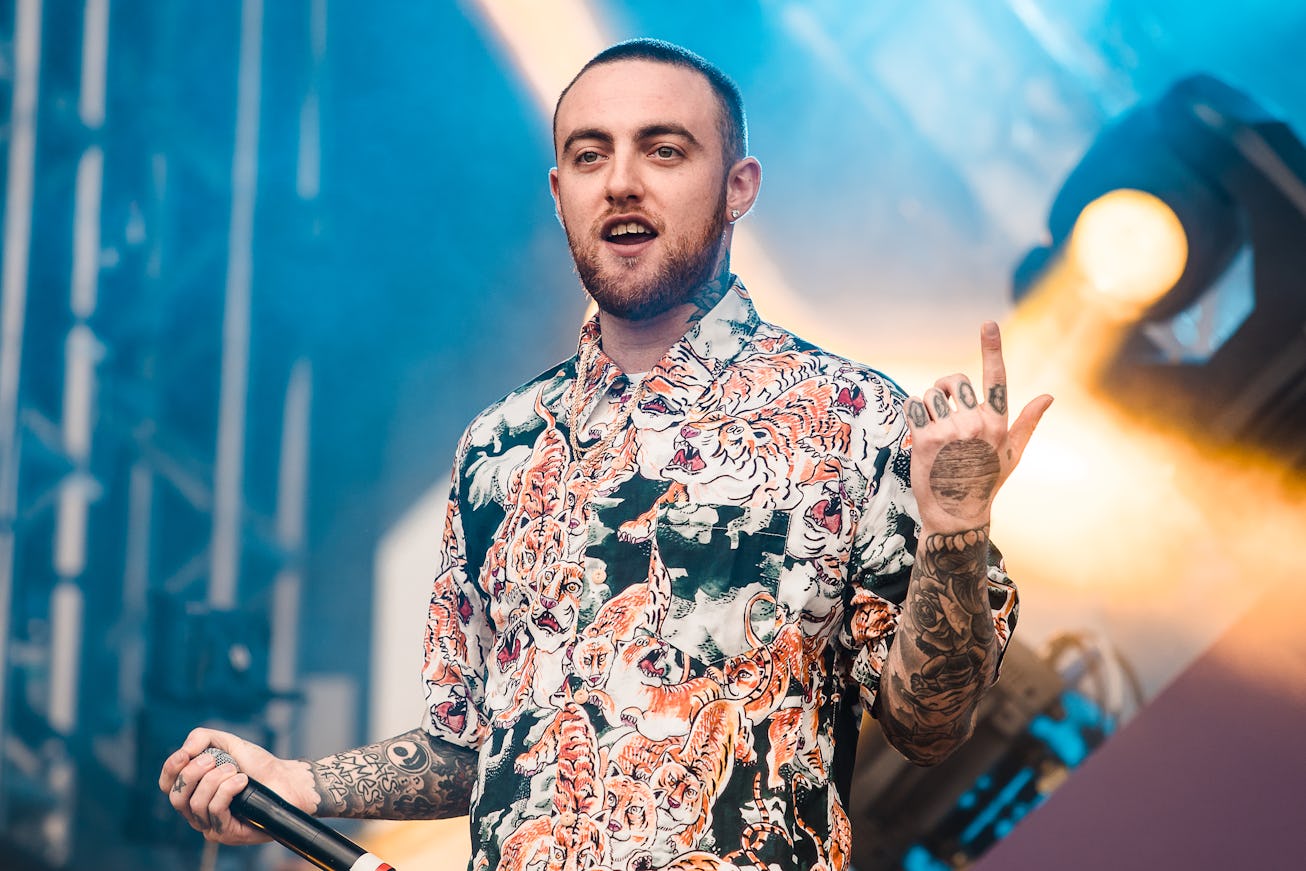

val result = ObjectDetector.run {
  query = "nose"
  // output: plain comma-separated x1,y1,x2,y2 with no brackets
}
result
604,148,644,205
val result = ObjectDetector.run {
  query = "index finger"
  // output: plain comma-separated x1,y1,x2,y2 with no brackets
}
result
159,748,192,790
981,321,1008,417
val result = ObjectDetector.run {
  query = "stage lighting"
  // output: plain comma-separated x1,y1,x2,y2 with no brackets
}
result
1013,74,1306,467
1066,189,1189,318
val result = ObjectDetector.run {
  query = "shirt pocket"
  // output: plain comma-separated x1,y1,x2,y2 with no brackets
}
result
653,502,792,668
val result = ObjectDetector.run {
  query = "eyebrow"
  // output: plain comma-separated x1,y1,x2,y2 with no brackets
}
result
561,127,612,155
561,122,701,156
635,123,700,148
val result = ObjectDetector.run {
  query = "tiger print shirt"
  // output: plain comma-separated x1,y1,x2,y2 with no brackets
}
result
421,279,1018,871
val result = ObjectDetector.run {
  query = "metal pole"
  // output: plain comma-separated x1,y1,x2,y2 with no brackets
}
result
269,359,312,756
210,0,264,609
0,0,46,823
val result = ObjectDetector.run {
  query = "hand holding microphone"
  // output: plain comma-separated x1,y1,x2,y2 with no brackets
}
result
194,747,396,871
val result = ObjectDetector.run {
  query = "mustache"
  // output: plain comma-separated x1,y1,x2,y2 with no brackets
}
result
592,209,664,235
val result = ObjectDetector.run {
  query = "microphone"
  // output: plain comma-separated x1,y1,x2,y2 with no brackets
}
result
201,748,396,871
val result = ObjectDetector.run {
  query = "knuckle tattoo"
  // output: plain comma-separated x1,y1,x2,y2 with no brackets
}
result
958,381,978,408
931,394,951,418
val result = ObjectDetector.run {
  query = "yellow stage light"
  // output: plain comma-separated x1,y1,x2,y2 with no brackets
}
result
1067,189,1188,318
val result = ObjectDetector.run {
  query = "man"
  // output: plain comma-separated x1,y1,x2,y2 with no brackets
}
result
160,39,1051,870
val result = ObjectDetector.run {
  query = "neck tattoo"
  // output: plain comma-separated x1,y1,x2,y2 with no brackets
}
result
686,253,733,326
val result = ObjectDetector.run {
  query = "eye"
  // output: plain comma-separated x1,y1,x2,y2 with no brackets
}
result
654,145,679,159
575,150,602,165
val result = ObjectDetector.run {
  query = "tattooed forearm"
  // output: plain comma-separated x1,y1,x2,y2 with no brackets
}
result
310,728,477,820
878,527,998,766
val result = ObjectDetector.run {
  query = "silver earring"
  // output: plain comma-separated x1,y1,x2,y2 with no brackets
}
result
731,209,741,220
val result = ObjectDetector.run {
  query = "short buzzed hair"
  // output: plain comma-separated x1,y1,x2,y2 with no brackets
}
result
552,38,748,168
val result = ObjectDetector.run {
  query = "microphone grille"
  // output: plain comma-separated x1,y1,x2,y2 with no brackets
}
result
202,747,238,770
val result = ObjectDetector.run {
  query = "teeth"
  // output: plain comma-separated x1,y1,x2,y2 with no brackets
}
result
609,222,651,237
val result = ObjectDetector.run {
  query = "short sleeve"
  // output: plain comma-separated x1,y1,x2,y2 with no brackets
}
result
420,449,495,749
838,404,918,712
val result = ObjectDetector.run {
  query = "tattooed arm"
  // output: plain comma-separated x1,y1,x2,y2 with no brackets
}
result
874,322,1051,765
311,727,476,819
876,527,999,764
160,726,476,846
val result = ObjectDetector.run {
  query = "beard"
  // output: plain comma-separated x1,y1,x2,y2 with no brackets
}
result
566,186,728,321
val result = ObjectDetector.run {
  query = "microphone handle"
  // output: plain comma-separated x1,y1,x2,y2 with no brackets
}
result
199,748,395,871
231,779,395,871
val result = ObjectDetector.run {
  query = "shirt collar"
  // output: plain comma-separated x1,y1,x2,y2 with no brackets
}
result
565,276,762,425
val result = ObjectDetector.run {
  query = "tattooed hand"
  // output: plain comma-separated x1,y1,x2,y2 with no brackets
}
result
902,321,1052,533
876,322,1051,765
159,727,319,846
159,726,476,845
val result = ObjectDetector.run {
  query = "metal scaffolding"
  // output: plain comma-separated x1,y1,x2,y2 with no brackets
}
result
1,1,321,867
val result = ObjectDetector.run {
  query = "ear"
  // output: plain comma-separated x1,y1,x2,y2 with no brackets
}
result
725,156,762,222
549,167,563,225
545,167,566,228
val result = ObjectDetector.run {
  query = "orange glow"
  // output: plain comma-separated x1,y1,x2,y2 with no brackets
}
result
1067,189,1189,317
994,248,1306,698
471,0,610,112
357,818,470,870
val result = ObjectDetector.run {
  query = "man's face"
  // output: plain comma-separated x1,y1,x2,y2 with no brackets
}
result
551,60,730,321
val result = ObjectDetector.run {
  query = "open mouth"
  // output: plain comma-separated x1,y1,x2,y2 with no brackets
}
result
836,384,866,414
603,217,658,247
807,497,842,534
536,611,562,633
638,648,669,679
639,395,675,415
435,697,467,733
497,634,522,670
668,442,706,473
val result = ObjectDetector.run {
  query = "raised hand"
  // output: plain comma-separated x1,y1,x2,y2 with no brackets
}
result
875,321,1052,763
903,321,1052,533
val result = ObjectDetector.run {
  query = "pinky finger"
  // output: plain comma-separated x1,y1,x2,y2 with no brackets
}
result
209,773,250,836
